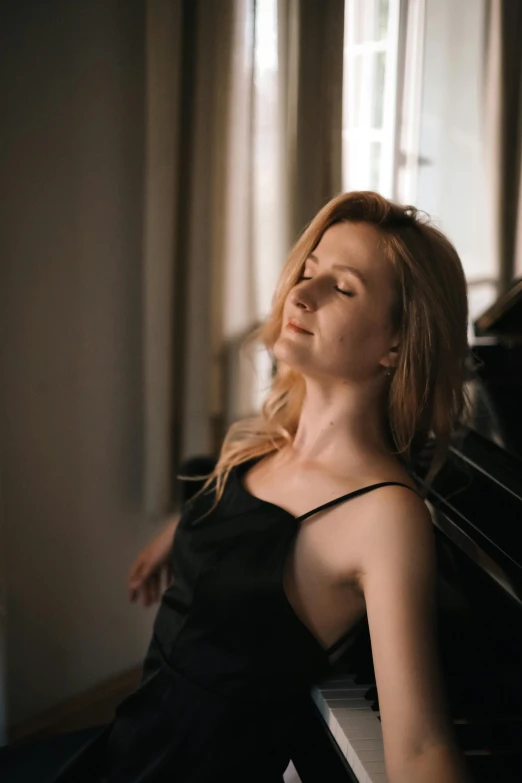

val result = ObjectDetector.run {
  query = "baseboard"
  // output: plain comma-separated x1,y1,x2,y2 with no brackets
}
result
8,665,143,743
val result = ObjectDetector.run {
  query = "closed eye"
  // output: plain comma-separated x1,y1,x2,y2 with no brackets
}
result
297,275,355,298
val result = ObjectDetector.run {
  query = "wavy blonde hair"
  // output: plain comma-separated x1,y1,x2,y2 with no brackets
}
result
178,190,473,522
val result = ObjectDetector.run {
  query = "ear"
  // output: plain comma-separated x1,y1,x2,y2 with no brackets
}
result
389,343,400,367
381,340,399,371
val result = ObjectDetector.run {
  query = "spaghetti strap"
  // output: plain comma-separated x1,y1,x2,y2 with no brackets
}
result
297,480,419,659
295,481,419,525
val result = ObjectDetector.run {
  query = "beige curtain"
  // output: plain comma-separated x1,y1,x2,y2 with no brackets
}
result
142,0,235,516
143,0,345,516
483,0,522,293
281,0,345,239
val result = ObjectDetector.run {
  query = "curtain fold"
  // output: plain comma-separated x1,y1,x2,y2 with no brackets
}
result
280,0,345,240
142,0,236,515
221,0,346,430
483,0,522,292
142,0,346,516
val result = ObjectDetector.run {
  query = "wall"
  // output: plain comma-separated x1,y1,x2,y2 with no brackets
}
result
0,0,159,727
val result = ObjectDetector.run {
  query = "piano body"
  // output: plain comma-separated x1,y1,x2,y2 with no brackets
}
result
289,279,522,783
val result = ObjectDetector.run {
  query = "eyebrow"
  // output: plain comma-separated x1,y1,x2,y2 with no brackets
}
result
306,253,367,286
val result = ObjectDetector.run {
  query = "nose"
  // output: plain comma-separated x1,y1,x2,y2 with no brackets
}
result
289,280,316,310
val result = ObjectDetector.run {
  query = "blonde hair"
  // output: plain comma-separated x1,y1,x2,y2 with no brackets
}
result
179,190,474,522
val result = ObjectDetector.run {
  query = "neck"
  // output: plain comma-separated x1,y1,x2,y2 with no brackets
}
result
283,379,395,470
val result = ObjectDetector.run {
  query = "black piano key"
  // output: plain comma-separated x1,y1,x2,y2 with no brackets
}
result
352,669,375,686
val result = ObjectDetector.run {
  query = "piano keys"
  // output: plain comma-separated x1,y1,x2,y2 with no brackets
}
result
311,675,388,783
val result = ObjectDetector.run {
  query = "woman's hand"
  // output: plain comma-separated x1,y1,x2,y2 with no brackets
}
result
128,514,180,607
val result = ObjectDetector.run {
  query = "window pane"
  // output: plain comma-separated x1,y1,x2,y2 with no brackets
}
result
416,0,492,283
369,141,382,189
343,0,397,196
352,0,367,44
252,0,283,318
375,0,389,39
372,51,386,127
352,53,364,126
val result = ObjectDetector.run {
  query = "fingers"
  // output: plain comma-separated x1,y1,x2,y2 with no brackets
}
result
129,569,162,607
129,560,173,607
145,571,161,606
129,557,152,599
128,563,144,602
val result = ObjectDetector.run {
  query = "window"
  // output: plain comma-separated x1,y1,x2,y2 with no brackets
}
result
342,0,494,331
342,0,401,197
414,0,494,325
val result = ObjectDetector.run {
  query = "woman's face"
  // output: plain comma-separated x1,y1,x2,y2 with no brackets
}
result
273,221,399,384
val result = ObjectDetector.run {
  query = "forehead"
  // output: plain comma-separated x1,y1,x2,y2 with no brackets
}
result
313,221,389,275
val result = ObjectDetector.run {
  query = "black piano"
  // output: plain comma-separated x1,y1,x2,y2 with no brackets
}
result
289,278,522,783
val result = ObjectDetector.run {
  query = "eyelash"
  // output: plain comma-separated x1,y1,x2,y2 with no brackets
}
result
296,275,355,297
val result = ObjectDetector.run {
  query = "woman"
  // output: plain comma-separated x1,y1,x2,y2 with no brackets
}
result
2,191,474,782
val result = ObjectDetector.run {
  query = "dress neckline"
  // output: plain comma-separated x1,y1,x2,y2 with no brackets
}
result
234,454,419,525
234,455,349,661
233,453,418,662
234,455,298,521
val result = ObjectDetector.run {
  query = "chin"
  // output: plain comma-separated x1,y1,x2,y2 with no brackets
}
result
273,338,310,371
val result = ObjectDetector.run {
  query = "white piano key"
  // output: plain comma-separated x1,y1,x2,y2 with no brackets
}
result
349,738,384,754
348,739,384,763
331,710,380,724
326,707,338,734
335,721,383,741
331,720,350,757
325,699,378,715
362,762,387,779
313,675,389,783
354,749,385,764
351,753,373,783
332,699,375,711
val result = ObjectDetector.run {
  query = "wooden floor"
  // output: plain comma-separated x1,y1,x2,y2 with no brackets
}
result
9,666,142,743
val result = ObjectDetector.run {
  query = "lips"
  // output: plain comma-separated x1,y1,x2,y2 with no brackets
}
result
286,319,313,334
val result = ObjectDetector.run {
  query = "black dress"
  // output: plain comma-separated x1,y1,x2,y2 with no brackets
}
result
0,455,417,782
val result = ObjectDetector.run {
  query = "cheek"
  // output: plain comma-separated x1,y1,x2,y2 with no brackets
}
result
332,311,385,355
332,308,366,342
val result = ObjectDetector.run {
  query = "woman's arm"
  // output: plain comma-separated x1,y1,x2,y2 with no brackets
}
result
356,490,474,783
388,741,473,783
128,510,181,606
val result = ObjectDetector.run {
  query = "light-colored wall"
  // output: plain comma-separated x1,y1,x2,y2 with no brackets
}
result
0,0,159,727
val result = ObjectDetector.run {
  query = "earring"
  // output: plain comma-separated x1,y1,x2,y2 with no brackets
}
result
386,367,392,377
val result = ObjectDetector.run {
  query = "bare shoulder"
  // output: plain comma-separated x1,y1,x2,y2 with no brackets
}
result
306,461,433,591
355,483,436,588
